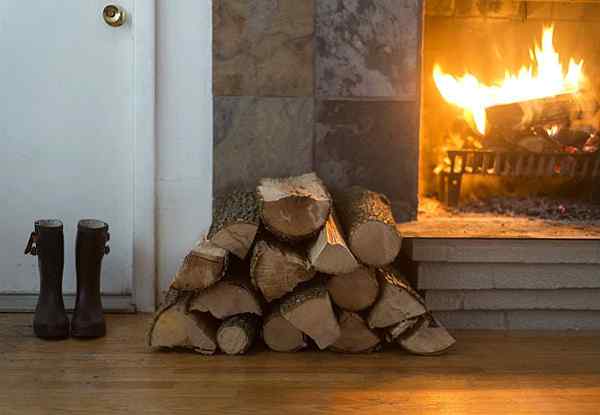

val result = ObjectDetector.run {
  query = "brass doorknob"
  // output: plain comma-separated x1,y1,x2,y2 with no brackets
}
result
103,4,126,27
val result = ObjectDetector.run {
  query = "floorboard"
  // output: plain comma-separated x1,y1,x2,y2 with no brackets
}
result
1,314,600,415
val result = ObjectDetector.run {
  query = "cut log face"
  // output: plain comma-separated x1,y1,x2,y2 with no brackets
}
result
385,317,419,343
330,311,381,354
189,274,263,319
262,305,307,352
326,266,379,312
257,172,332,240
208,190,260,259
308,213,358,274
336,186,401,266
280,282,341,349
148,292,219,355
398,315,456,356
250,239,315,302
217,313,261,355
367,267,427,329
171,239,228,291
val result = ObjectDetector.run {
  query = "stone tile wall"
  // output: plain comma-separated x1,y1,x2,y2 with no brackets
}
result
213,0,422,222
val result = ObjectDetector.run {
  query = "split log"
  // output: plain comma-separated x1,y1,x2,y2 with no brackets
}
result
257,172,332,240
148,290,219,355
208,190,260,259
307,213,358,274
250,238,315,302
171,239,228,291
330,311,381,354
367,267,427,329
336,186,401,266
398,314,456,356
262,305,308,352
189,273,262,319
485,93,580,139
326,266,379,312
216,313,261,355
280,282,341,349
384,317,419,343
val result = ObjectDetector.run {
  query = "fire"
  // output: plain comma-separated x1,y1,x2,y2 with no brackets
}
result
433,25,584,135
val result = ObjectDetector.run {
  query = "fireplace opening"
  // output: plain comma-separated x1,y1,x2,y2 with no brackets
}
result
420,1,600,222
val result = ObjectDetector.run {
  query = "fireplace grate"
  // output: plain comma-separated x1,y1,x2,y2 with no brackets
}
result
438,150,600,206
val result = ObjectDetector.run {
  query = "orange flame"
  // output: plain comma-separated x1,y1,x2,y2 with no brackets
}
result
433,25,584,135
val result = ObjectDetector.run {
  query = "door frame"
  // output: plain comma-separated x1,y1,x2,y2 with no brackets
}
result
132,0,156,312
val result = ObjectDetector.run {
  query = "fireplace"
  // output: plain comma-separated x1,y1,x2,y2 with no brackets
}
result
421,2,600,219
213,0,600,226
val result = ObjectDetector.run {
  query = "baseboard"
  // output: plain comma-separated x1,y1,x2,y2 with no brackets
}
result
0,294,136,313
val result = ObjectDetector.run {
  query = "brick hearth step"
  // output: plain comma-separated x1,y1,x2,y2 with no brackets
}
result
402,238,600,330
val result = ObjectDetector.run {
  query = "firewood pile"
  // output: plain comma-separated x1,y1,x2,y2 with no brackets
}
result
147,172,455,356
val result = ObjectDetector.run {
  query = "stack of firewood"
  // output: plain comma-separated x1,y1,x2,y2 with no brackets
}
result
148,172,455,355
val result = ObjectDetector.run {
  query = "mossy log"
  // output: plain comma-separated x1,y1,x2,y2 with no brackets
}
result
335,186,401,266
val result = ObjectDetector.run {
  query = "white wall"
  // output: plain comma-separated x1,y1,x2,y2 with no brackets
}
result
156,0,213,296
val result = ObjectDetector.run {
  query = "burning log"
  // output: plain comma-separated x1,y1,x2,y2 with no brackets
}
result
208,189,260,259
250,238,315,302
307,212,359,274
326,266,379,312
397,314,456,356
216,313,261,355
336,186,402,266
485,93,581,140
330,311,381,354
367,267,427,329
262,305,308,352
280,281,341,350
148,290,219,355
257,172,332,241
170,239,229,291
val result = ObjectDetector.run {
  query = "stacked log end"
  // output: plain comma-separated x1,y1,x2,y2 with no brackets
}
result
250,238,315,302
336,186,402,266
208,190,260,259
148,172,455,357
170,239,228,291
257,173,332,241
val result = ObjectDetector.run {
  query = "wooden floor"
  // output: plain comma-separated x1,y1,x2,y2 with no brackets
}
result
2,314,600,415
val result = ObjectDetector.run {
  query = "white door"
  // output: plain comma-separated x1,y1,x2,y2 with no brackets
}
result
0,1,135,305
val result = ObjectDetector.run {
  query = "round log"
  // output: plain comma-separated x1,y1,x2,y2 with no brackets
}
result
326,266,379,312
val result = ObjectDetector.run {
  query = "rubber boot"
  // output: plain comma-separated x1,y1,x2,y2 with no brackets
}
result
71,219,110,338
25,219,69,339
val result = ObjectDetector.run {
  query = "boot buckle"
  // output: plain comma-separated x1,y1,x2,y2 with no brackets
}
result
24,232,38,256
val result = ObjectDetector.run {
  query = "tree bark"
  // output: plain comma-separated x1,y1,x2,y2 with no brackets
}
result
170,239,228,291
280,281,341,350
307,212,358,274
397,314,456,356
330,311,381,354
189,272,263,319
257,172,332,240
216,313,261,355
262,305,308,352
335,186,401,266
208,190,260,259
250,238,315,302
367,266,427,329
326,266,379,312
148,290,219,355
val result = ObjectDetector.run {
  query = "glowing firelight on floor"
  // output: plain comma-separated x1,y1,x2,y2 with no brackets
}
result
432,25,585,135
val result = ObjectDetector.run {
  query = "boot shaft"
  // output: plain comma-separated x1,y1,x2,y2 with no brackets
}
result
25,219,64,295
75,219,110,295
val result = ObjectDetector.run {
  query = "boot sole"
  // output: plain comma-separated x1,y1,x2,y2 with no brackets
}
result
34,324,69,340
